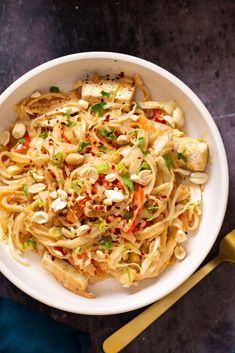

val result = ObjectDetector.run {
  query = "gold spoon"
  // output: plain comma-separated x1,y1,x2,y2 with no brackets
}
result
103,229,235,353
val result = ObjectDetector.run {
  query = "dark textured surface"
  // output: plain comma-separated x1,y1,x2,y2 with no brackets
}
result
0,1,235,352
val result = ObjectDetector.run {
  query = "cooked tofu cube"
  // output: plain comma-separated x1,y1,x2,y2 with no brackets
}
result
174,137,208,171
42,251,94,298
81,80,135,104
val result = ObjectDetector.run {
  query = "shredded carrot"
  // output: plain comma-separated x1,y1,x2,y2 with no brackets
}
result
66,209,77,224
125,185,145,234
61,125,71,144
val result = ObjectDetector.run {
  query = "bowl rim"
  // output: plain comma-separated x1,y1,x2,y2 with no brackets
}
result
0,52,229,315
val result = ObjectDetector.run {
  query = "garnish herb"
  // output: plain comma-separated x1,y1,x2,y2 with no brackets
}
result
23,237,36,249
39,131,48,139
126,267,131,281
164,153,173,171
177,149,188,163
97,144,108,151
17,137,26,144
147,205,158,212
66,119,76,128
51,152,64,168
99,219,109,232
101,236,112,250
96,163,110,174
77,141,91,152
137,137,145,149
101,90,111,97
121,175,134,192
37,199,44,208
117,162,128,174
71,179,84,194
23,183,28,197
137,160,151,173
99,127,116,141
48,227,62,238
91,102,106,116
124,211,133,220
50,86,60,93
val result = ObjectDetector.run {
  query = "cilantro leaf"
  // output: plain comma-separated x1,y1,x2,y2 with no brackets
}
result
50,86,60,93
101,90,111,97
77,141,91,152
101,236,112,250
177,149,188,163
121,175,134,192
66,119,77,128
164,153,173,171
17,137,26,144
124,211,133,220
99,127,116,141
137,137,145,148
91,102,106,116
39,131,48,139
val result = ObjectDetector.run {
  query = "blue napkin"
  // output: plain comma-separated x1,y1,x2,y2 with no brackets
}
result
0,298,88,353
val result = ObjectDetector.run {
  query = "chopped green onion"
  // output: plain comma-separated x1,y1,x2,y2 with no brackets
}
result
48,227,62,238
137,160,151,173
17,137,26,144
50,86,60,93
39,131,48,139
77,141,91,152
147,206,158,211
65,109,71,118
126,267,131,281
99,127,116,141
37,199,44,208
97,144,108,151
177,149,188,163
117,162,128,174
51,152,64,168
101,90,111,97
96,163,110,174
23,237,36,249
74,246,81,254
164,153,173,171
99,219,109,232
23,183,28,197
91,102,106,116
137,137,145,148
71,179,84,194
121,175,134,192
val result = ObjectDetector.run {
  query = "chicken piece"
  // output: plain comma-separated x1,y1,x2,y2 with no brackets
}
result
81,80,135,104
174,137,208,171
42,251,94,298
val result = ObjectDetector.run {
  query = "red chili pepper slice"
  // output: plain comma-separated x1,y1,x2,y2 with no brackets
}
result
152,109,166,124
15,133,31,153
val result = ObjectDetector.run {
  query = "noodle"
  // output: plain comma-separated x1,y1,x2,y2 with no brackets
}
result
0,74,208,297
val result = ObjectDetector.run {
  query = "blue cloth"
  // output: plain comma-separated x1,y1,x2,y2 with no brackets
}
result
0,298,88,353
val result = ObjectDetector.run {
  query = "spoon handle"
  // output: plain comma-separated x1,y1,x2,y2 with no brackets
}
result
103,256,221,353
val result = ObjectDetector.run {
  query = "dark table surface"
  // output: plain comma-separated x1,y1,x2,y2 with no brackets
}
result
0,1,234,352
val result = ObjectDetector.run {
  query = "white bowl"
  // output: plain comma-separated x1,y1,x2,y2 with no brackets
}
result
0,52,228,315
